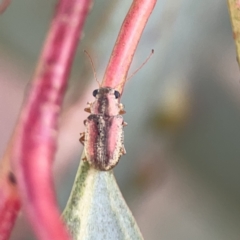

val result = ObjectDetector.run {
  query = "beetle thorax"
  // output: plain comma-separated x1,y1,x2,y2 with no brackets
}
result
91,87,120,116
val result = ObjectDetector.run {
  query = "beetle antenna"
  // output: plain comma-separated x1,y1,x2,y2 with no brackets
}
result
84,50,101,87
127,49,154,80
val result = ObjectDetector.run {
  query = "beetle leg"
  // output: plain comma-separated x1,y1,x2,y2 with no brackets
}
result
123,121,128,127
119,103,126,115
79,132,85,145
121,146,127,155
84,107,91,113
84,102,92,113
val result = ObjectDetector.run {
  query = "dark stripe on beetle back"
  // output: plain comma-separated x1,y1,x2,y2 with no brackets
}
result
87,115,101,168
96,116,109,168
87,115,109,169
97,95,109,115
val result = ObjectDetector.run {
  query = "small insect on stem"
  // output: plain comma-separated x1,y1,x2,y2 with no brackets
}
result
80,87,127,171
80,50,153,171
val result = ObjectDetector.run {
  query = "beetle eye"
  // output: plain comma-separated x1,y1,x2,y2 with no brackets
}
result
114,90,120,99
93,89,98,97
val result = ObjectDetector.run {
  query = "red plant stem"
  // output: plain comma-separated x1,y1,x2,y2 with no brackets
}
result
11,0,90,239
0,0,11,14
0,184,20,240
102,0,157,93
0,140,21,240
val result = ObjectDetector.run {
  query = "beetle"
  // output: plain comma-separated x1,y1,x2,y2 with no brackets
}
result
80,87,127,171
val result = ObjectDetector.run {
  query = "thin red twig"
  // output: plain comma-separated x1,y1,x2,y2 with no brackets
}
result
0,0,11,14
0,183,20,240
11,0,91,239
0,141,20,240
102,0,157,93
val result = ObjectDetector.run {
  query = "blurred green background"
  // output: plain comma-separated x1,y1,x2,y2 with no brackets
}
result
1,0,240,239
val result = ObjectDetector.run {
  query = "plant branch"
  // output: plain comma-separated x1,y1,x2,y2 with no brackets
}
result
11,0,91,239
0,0,11,14
102,0,157,93
0,138,20,240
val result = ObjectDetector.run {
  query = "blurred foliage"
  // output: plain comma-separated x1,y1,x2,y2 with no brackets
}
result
228,0,240,67
1,1,240,240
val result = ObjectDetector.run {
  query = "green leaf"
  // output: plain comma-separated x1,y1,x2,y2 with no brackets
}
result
63,156,144,240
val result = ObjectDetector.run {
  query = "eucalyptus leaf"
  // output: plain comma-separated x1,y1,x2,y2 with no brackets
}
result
63,156,144,240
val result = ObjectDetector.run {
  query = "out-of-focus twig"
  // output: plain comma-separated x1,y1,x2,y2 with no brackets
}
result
0,136,20,240
11,0,91,239
228,0,240,67
102,0,157,93
0,0,10,14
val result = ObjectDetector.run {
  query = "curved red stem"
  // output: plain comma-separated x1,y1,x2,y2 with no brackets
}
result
102,0,157,93
11,0,91,239
0,0,11,14
0,152,20,240
0,186,20,240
